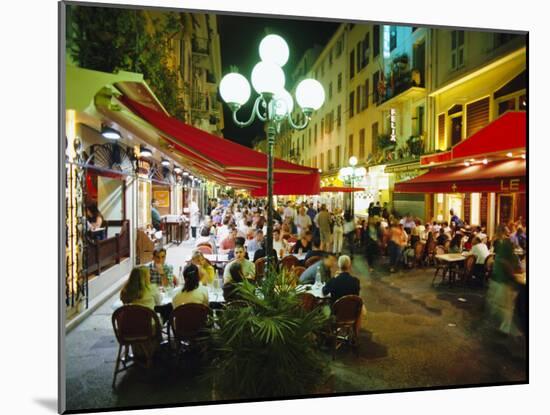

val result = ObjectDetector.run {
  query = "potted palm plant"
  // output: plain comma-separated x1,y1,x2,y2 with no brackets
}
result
204,270,331,400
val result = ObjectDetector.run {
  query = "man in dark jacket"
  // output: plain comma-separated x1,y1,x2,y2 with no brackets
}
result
322,255,360,301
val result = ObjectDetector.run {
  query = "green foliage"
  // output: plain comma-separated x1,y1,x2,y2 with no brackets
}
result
67,5,186,119
205,269,330,399
377,133,396,150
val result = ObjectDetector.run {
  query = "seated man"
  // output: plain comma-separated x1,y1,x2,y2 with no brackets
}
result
223,245,255,284
468,236,490,282
292,230,313,254
304,238,326,262
219,227,238,254
252,240,278,265
148,247,177,287
247,229,264,256
228,237,249,260
322,255,360,302
299,253,337,285
272,228,289,259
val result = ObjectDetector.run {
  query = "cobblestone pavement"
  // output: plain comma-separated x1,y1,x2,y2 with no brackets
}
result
64,242,527,411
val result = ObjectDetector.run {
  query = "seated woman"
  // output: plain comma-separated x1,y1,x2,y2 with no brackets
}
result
173,264,209,308
119,266,162,361
190,250,216,285
120,266,162,310
86,203,106,240
292,230,313,254
223,261,244,302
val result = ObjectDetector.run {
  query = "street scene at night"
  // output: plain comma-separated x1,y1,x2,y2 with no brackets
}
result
61,2,527,412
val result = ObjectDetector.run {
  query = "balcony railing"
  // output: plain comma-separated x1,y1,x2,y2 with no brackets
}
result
192,36,210,55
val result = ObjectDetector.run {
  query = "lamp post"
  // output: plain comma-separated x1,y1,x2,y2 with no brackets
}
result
219,34,325,270
339,156,366,217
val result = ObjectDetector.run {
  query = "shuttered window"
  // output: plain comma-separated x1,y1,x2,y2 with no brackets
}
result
438,114,446,149
466,97,490,137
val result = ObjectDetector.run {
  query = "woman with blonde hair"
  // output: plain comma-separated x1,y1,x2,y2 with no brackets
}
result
120,266,161,310
190,250,216,285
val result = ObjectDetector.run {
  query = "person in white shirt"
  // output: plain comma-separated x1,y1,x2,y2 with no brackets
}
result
272,228,289,259
283,202,296,221
473,226,488,244
295,206,312,235
172,264,209,308
469,236,490,283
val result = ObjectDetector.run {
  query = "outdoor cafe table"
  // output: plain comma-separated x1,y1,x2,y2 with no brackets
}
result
435,253,467,286
111,282,330,311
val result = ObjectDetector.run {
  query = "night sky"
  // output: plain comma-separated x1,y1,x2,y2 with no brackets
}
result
217,14,339,147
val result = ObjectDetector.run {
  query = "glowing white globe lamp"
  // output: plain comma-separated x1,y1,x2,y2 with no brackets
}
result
251,61,285,95
295,78,325,111
259,34,289,67
273,89,294,118
219,73,251,107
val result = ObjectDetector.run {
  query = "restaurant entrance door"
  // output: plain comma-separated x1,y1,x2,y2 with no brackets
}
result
498,193,515,225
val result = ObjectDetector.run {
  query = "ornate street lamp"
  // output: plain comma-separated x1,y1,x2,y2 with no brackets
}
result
219,34,325,269
339,156,366,216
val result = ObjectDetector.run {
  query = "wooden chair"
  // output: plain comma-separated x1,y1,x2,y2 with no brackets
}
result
431,245,448,286
291,266,306,278
298,292,318,312
330,295,363,360
458,254,476,285
169,304,210,359
413,242,425,268
484,253,495,283
111,305,162,388
304,255,323,268
280,255,300,272
426,240,437,265
196,245,213,255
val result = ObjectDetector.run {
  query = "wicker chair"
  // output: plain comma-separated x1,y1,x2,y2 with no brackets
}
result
330,295,363,360
304,255,323,268
413,242,425,268
298,292,318,312
280,255,300,272
458,254,476,285
111,305,162,388
169,303,210,359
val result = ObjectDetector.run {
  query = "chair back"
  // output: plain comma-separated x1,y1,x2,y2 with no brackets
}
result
463,254,476,275
169,303,209,342
414,242,424,260
291,266,306,278
112,304,161,345
333,295,363,324
484,254,495,274
304,255,322,268
280,255,300,272
435,245,446,256
196,245,213,255
298,292,317,312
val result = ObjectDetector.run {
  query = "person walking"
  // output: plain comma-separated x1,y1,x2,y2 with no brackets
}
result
314,204,333,252
332,209,344,256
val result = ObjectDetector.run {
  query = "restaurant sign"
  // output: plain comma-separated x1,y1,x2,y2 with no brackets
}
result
390,108,397,142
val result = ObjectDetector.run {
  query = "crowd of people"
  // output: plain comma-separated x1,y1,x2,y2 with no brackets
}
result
119,195,527,339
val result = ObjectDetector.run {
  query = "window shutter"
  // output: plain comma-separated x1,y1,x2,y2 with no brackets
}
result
466,97,490,137
438,114,445,148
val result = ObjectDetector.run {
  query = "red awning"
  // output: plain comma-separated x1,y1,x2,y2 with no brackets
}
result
320,186,364,193
420,112,526,166
394,159,526,193
119,96,320,196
